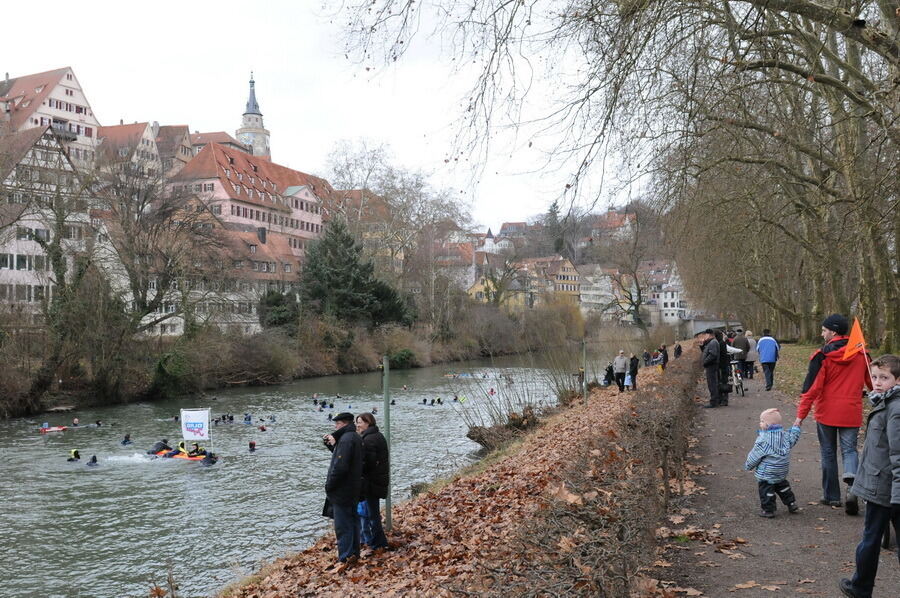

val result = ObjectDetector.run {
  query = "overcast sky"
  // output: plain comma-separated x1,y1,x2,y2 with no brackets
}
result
5,1,614,231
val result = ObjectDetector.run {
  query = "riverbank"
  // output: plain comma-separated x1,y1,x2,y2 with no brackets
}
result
219,353,701,597
3,303,593,419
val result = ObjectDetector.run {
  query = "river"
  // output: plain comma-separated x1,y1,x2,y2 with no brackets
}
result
0,355,566,598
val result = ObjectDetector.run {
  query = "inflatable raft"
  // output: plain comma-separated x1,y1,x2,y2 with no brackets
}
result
40,426,68,433
154,450,208,461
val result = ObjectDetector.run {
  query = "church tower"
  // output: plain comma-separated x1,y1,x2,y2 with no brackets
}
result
235,73,271,159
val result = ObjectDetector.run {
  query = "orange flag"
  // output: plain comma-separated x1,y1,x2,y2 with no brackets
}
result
842,317,866,361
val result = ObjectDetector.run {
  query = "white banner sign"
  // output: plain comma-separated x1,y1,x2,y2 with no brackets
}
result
180,409,210,441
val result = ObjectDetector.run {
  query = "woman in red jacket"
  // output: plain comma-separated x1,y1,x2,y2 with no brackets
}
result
794,314,871,515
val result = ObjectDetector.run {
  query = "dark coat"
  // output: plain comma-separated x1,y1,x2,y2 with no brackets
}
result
360,426,390,499
628,356,640,376
325,424,363,507
851,386,900,506
732,334,750,360
701,338,719,368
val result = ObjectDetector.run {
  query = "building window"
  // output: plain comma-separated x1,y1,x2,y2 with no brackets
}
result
16,255,27,270
284,263,292,273
249,245,257,254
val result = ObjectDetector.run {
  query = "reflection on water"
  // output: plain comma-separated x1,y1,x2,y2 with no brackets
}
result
0,355,559,598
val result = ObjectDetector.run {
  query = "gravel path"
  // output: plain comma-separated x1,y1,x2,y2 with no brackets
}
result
662,374,900,598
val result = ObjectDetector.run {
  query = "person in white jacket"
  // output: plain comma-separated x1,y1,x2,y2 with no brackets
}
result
612,350,628,393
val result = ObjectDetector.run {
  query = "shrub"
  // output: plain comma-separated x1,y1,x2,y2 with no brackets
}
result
388,348,416,370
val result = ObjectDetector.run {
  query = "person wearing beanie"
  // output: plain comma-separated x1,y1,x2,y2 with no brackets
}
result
321,411,363,564
745,408,801,517
794,314,872,515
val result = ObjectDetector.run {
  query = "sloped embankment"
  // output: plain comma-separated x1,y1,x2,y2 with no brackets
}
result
224,354,701,597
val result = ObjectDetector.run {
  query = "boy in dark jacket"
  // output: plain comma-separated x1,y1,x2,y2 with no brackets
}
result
839,355,900,598
745,408,801,517
323,412,363,563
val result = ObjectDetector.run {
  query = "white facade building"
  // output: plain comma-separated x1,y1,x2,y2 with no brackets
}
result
0,67,101,168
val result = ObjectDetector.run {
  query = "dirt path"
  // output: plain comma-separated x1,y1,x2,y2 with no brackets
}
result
660,375,900,597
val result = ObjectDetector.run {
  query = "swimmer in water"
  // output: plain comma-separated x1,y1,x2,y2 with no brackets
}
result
72,417,80,427
86,455,99,467
67,449,81,462
249,441,257,452
121,433,132,446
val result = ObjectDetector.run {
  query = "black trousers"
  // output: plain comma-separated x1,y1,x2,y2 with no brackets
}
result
614,372,626,391
629,371,638,390
758,479,796,512
704,365,719,405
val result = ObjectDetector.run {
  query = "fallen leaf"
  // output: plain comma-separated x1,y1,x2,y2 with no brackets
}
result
671,587,703,596
730,581,759,590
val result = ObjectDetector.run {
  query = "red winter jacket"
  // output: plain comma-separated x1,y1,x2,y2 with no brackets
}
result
796,337,871,427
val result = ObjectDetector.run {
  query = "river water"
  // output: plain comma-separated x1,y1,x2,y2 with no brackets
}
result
0,355,565,598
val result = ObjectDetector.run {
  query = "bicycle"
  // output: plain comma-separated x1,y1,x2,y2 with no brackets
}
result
730,360,745,397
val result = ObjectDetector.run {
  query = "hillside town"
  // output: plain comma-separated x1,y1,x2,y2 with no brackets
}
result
0,67,698,340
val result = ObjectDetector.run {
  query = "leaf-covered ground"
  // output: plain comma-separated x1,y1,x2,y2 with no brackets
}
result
223,367,673,598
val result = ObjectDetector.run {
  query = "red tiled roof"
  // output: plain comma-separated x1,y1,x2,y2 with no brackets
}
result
190,132,248,151
0,125,49,180
327,189,391,222
156,125,190,158
175,142,336,213
0,67,70,130
592,211,635,230
221,228,299,280
434,242,475,266
97,122,148,153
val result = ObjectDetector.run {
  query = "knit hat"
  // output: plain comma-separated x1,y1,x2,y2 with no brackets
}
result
760,408,782,428
333,412,355,423
822,314,849,335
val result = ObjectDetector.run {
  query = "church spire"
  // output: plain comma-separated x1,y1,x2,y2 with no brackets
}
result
244,72,261,116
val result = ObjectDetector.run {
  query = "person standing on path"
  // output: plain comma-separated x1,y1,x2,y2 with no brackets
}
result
674,342,682,359
744,331,758,379
613,350,628,393
716,330,732,406
839,354,900,598
323,412,364,564
732,330,750,380
355,412,389,551
697,329,721,408
642,349,651,367
628,352,640,391
794,314,871,515
660,345,669,370
757,329,780,391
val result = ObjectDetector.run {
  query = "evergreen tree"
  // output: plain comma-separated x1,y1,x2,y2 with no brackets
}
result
258,290,300,330
300,218,410,326
545,199,565,254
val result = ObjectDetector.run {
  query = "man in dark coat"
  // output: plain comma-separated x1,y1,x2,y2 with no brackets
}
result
697,329,720,408
323,412,364,563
